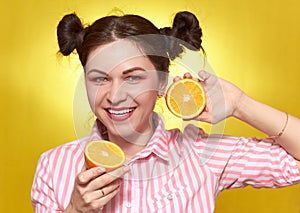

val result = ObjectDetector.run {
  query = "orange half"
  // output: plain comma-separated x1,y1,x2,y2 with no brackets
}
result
165,78,206,119
84,140,126,172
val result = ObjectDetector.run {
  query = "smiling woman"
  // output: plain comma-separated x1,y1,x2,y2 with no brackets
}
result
3,0,300,213
29,7,300,213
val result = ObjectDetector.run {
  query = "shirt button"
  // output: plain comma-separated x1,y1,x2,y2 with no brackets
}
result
125,202,131,208
167,194,173,200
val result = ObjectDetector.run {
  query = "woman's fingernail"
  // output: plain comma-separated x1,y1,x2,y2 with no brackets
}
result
97,167,106,172
199,71,208,80
173,76,181,82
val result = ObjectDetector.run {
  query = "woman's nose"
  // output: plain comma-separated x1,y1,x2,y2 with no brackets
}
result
107,80,127,105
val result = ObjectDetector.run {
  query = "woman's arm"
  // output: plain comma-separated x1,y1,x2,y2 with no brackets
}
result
196,71,300,169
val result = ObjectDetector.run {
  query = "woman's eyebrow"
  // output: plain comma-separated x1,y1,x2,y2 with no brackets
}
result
86,69,108,75
122,67,146,75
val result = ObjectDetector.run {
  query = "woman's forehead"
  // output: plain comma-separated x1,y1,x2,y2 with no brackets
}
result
85,40,148,72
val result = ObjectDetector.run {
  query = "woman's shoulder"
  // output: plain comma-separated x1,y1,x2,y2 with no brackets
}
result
182,123,239,142
176,123,240,157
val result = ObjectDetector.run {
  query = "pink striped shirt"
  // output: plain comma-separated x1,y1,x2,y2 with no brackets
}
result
31,114,300,212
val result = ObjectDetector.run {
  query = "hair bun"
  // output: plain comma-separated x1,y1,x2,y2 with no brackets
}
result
57,13,85,56
163,11,204,59
172,11,203,50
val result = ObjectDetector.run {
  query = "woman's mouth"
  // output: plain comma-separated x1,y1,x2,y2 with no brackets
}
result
105,107,136,121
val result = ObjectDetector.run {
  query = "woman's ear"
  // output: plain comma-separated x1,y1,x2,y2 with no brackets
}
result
158,80,167,97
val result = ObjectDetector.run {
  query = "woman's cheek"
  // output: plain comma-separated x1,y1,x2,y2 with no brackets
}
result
86,86,99,111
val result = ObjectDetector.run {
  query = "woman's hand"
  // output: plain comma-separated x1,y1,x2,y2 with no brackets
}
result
174,71,245,124
65,166,129,213
196,70,246,124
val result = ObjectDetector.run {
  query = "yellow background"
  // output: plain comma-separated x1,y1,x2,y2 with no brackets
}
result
1,0,300,212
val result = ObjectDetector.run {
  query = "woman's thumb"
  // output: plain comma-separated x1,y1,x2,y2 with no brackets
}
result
198,70,211,81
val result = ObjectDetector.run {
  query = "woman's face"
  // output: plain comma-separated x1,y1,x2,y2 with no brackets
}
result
85,40,164,142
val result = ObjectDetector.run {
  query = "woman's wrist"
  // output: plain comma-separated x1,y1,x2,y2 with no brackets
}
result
232,92,252,121
230,91,290,144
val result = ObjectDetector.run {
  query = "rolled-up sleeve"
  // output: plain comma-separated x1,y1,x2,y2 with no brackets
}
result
218,137,300,189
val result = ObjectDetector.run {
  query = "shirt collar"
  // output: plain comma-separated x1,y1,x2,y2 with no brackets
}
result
88,121,104,141
129,113,170,162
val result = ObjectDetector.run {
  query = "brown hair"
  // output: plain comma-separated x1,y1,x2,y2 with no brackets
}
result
57,11,204,81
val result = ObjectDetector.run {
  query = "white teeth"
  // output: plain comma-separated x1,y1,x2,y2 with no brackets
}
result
108,108,134,116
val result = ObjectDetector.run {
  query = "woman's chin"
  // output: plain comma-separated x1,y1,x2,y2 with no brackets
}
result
108,125,138,141
107,124,152,146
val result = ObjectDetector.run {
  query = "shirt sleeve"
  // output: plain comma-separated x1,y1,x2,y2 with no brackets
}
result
204,135,300,190
31,152,63,213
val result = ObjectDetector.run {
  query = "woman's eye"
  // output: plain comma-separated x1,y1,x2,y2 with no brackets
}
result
126,76,141,82
94,77,108,83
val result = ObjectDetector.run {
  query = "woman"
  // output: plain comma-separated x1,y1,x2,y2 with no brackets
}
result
31,11,300,212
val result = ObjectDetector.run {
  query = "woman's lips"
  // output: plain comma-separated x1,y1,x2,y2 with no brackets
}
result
105,107,136,121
